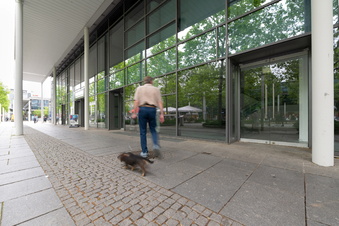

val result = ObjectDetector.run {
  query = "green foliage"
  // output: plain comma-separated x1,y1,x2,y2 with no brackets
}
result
0,82,10,110
229,0,307,54
32,107,49,117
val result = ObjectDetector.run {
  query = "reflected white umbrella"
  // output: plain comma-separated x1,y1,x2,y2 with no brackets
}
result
178,105,202,113
164,107,176,113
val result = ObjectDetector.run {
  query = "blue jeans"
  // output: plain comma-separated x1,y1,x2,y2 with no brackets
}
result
138,107,159,154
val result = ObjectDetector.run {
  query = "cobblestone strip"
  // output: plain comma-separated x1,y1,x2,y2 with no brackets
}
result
24,127,235,226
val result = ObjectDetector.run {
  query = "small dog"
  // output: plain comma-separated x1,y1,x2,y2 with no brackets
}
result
117,152,154,176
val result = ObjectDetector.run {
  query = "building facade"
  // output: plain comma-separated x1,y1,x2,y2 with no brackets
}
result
50,0,338,165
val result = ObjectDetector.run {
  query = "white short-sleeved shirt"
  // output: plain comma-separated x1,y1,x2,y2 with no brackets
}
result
134,84,162,107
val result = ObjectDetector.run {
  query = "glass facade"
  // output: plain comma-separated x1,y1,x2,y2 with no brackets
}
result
54,0,338,149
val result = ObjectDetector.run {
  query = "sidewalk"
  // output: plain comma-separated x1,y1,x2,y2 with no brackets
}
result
0,121,338,226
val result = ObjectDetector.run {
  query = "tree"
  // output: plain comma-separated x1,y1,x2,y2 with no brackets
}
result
0,82,10,111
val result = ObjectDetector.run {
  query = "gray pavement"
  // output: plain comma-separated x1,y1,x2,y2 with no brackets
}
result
0,121,338,226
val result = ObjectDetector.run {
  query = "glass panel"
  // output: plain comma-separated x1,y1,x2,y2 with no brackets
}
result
147,47,176,77
89,78,95,96
98,36,105,75
69,64,74,91
333,0,338,25
89,95,96,127
147,0,165,12
97,93,106,128
334,28,339,154
75,59,81,90
109,20,124,71
109,70,125,89
229,0,309,54
151,74,177,136
89,44,97,78
228,0,276,19
125,41,145,66
154,73,176,95
240,56,308,144
178,62,226,140
178,30,217,69
178,0,225,41
147,23,176,56
125,84,139,130
218,25,226,58
127,62,144,84
97,78,106,93
125,1,144,30
125,19,144,48
80,56,84,88
147,0,175,34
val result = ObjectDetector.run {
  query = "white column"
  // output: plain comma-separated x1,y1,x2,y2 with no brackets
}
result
84,27,89,130
53,67,57,125
14,0,23,135
311,0,334,166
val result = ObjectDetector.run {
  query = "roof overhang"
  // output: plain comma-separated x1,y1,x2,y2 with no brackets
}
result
22,0,118,84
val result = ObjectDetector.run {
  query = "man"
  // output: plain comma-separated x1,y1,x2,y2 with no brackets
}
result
131,76,164,158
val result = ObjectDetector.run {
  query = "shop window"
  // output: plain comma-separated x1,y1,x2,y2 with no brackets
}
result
109,70,125,89
127,62,144,84
109,20,124,71
147,22,176,56
178,0,225,42
147,0,175,34
178,30,217,69
147,47,176,77
228,0,309,54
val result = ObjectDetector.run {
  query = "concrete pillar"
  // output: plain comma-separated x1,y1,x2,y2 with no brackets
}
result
14,0,23,135
84,27,89,130
311,0,334,166
53,67,57,125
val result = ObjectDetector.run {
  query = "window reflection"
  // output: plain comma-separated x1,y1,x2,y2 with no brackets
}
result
178,31,217,69
109,70,124,90
127,62,144,84
178,0,225,42
229,0,308,54
147,48,176,77
228,0,275,19
177,61,226,140
97,93,106,128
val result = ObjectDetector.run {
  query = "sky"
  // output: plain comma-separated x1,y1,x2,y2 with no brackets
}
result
0,1,51,98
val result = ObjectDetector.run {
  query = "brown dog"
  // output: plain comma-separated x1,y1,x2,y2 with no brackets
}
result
117,152,154,176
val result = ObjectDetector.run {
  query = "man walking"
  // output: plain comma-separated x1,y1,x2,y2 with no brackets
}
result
131,76,164,158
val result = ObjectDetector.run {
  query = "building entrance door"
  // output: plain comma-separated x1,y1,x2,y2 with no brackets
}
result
239,52,309,146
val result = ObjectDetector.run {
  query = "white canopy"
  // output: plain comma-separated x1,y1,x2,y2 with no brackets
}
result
178,105,202,113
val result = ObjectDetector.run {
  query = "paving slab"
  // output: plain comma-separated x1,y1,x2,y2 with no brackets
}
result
0,167,44,186
173,158,257,212
0,160,41,175
18,208,75,226
305,174,339,225
247,165,305,196
1,189,69,226
220,181,305,226
0,176,52,202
